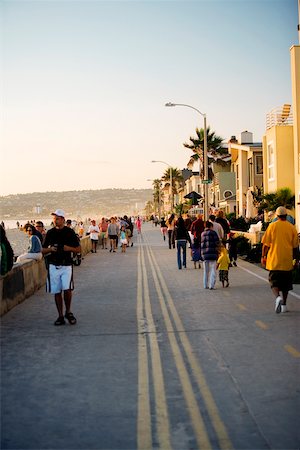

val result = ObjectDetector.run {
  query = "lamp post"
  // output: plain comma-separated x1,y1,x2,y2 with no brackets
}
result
165,102,209,220
151,160,173,211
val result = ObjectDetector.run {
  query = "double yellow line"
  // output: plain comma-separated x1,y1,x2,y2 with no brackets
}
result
137,234,233,449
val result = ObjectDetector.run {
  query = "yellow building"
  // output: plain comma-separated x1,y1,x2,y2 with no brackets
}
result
260,10,300,231
290,43,300,232
262,104,294,195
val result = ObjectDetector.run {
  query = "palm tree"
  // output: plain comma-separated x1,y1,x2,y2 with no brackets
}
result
183,127,225,176
161,167,184,196
151,179,161,214
259,187,295,212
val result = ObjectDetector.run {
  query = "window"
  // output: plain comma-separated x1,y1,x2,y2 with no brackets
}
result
248,158,253,187
255,155,263,175
268,143,275,180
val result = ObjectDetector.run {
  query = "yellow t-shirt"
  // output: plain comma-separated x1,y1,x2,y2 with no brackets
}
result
262,220,298,271
217,248,230,270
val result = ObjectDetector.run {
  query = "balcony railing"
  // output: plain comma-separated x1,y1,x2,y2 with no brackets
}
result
266,104,293,129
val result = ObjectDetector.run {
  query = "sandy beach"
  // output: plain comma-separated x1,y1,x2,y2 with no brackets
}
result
6,229,30,257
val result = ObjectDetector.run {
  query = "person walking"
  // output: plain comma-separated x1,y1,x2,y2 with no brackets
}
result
217,242,230,287
99,217,108,249
209,214,224,240
201,221,220,290
228,232,238,266
124,215,134,247
174,216,191,269
88,219,100,253
78,221,85,238
261,206,299,313
135,216,142,234
42,209,81,326
108,217,119,252
191,237,201,269
120,225,128,253
216,210,230,239
190,214,205,241
166,213,176,249
160,217,168,241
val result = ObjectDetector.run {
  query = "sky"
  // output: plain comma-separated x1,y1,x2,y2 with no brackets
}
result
1,0,299,196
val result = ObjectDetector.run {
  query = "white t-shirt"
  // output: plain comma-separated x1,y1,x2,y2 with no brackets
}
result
88,225,100,240
211,221,224,240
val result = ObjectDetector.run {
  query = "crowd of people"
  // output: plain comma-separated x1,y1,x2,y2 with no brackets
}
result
158,211,234,290
157,207,299,313
1,206,299,323
0,212,143,326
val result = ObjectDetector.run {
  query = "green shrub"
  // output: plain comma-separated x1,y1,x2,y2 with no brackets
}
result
229,216,249,231
246,243,262,263
234,235,251,255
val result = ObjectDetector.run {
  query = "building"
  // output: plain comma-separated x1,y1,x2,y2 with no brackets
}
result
290,37,300,231
262,105,294,193
228,132,263,217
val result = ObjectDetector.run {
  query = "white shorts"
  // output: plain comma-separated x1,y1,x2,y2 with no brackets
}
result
16,253,43,263
47,264,74,294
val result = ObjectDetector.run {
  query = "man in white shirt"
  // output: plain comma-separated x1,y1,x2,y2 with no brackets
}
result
209,214,224,240
88,219,100,253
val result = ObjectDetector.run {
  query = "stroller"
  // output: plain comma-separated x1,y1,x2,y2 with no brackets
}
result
191,237,201,269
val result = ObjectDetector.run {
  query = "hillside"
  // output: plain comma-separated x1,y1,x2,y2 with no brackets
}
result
0,189,153,220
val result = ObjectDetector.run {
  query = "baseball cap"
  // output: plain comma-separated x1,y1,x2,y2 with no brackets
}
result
275,206,287,216
51,209,65,218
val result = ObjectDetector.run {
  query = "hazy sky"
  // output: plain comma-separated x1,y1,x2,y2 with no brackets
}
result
1,0,298,196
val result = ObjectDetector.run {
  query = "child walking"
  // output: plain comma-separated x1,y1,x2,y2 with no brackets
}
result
120,225,128,253
217,242,230,287
191,237,201,269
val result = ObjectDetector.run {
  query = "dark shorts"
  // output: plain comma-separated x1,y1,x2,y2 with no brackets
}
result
108,234,117,240
269,270,293,292
219,270,229,282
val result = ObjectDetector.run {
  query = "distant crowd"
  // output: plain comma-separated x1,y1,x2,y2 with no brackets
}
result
1,206,299,322
0,214,144,276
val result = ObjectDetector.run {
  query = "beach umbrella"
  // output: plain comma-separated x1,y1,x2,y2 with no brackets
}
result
184,191,203,205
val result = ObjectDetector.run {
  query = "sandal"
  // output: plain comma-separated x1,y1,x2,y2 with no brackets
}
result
65,312,77,325
54,316,66,326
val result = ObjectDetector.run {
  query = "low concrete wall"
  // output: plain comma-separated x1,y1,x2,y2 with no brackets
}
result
0,258,47,316
231,230,264,246
0,236,92,317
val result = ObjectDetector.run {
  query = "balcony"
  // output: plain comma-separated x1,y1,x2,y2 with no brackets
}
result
266,104,293,130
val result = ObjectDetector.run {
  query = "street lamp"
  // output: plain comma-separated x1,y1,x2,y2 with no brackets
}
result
165,102,209,220
151,160,173,211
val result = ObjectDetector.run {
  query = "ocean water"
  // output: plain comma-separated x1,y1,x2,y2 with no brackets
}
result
1,218,53,230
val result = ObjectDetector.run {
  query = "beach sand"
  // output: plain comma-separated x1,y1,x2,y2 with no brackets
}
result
6,229,31,257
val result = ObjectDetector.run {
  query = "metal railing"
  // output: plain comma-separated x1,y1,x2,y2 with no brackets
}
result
266,104,293,129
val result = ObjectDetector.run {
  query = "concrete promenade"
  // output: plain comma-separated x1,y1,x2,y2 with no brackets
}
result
1,223,300,450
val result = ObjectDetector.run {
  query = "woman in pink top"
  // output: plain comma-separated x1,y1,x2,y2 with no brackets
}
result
135,216,142,234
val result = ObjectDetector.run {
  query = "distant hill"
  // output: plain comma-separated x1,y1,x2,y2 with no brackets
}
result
0,189,153,220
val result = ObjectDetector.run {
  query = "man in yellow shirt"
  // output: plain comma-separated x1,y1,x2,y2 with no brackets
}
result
261,206,299,313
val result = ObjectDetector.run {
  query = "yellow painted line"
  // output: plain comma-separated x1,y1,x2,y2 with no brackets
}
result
140,240,172,449
146,242,233,450
237,304,247,311
284,344,300,358
136,245,152,450
255,320,269,330
145,245,212,450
